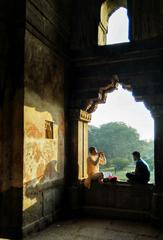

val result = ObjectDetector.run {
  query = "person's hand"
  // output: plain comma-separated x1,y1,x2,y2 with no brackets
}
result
98,152,104,157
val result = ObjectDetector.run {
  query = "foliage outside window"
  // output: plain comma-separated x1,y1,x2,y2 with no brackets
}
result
88,122,154,182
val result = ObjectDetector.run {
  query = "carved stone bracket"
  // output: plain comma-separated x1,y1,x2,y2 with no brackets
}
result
86,75,119,113
71,74,119,114
70,109,91,122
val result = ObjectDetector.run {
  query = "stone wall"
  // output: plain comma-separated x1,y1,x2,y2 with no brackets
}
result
70,0,103,49
127,0,161,41
69,35,163,223
1,0,163,238
82,182,153,221
23,31,65,230
71,0,163,48
23,0,72,235
0,0,25,238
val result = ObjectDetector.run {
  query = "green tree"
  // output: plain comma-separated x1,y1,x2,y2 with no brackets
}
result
88,125,99,147
140,140,154,170
110,157,130,170
88,122,153,171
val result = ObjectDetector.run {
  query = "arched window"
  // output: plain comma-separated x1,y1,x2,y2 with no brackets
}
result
98,1,128,45
107,7,129,44
89,85,154,182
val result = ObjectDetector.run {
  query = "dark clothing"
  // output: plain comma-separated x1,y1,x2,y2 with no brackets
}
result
126,159,150,184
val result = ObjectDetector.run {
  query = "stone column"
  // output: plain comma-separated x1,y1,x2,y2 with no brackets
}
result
0,0,25,238
68,109,91,185
151,107,163,222
66,109,91,214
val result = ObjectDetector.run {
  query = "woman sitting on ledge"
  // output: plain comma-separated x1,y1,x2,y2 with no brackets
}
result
126,151,150,184
84,146,106,189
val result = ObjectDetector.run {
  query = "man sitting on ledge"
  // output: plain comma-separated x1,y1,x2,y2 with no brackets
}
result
126,151,150,184
84,146,106,189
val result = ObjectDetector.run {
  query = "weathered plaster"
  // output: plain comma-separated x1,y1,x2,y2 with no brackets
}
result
23,31,65,226
24,106,59,186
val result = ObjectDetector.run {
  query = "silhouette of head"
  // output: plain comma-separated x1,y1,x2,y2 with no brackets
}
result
89,146,98,155
132,151,140,161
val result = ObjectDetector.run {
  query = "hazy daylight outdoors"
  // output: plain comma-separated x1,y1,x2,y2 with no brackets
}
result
89,8,154,182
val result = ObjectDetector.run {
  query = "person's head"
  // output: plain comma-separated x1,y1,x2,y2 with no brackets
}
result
132,151,141,161
89,146,98,155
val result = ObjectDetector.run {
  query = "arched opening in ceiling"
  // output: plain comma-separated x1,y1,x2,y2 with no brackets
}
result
98,0,128,46
107,7,129,45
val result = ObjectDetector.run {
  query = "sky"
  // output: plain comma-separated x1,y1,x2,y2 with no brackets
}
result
90,8,154,141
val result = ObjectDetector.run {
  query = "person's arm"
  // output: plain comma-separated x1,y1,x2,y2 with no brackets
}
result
99,152,106,165
135,160,142,176
88,155,100,166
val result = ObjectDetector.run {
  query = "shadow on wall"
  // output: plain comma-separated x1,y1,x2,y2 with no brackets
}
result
23,160,64,232
25,160,59,192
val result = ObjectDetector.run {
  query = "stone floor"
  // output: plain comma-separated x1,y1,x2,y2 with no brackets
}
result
24,217,163,240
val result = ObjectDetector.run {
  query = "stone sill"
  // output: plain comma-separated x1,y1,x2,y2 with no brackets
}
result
80,179,154,190
104,181,154,188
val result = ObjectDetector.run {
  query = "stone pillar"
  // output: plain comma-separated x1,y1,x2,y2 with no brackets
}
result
68,109,91,185
151,107,163,222
98,21,107,46
0,0,25,238
66,109,91,215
